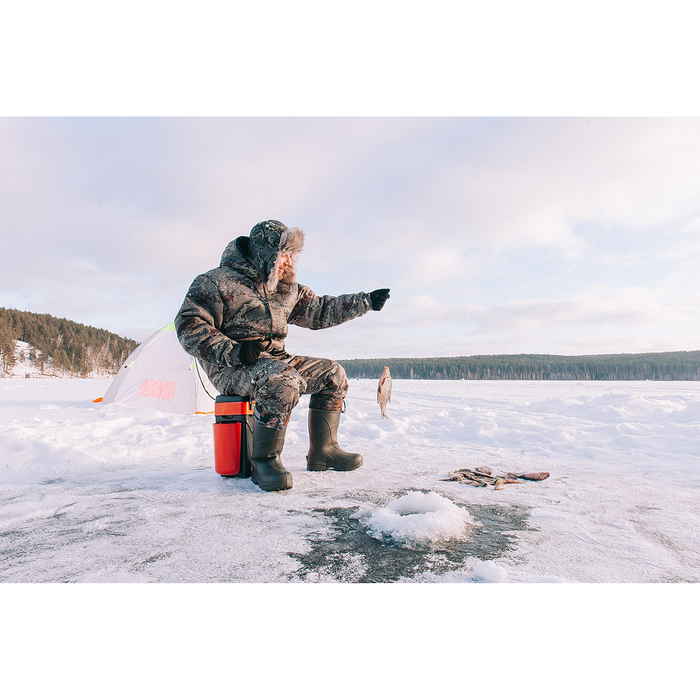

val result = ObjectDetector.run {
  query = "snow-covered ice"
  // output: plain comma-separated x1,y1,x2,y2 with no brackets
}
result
1,377,699,583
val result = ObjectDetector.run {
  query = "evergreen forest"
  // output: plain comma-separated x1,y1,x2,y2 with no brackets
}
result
0,307,138,377
338,351,700,381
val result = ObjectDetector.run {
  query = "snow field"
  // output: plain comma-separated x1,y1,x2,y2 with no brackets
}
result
1,378,699,582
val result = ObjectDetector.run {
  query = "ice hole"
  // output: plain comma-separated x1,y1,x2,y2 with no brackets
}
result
364,491,480,546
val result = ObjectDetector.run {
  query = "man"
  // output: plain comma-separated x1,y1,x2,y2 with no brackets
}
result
175,220,390,492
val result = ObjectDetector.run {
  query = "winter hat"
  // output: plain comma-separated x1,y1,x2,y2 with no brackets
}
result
249,220,304,292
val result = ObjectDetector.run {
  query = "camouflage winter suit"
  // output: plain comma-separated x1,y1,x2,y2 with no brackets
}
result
175,222,372,429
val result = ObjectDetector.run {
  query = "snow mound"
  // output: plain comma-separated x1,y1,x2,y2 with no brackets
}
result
473,560,508,582
365,491,479,546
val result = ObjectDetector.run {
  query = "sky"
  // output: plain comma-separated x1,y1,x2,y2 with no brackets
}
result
2,116,700,359
2,3,700,361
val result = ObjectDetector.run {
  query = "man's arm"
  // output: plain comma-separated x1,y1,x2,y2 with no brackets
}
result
288,285,389,330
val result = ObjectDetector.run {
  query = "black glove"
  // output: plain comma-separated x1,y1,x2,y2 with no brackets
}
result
369,288,390,311
238,340,264,366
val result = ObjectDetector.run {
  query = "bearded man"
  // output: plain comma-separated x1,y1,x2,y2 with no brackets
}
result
175,220,390,492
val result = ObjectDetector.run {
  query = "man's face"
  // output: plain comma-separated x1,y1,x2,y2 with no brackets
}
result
278,253,292,278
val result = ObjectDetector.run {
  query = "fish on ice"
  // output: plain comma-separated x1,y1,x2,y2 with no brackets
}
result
441,467,550,488
377,366,392,419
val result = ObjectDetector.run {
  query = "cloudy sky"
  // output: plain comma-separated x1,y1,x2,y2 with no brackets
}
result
2,116,700,359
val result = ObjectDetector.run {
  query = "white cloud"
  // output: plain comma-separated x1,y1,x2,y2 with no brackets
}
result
427,118,700,252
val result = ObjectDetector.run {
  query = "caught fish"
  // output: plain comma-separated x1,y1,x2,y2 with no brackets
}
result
505,471,550,481
377,366,392,419
517,472,550,481
441,467,550,488
445,470,489,486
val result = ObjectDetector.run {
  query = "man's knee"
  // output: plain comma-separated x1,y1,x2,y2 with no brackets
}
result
254,363,306,410
307,360,348,411
329,360,348,392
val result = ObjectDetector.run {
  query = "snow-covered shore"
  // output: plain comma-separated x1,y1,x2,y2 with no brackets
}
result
0,340,116,379
2,377,699,583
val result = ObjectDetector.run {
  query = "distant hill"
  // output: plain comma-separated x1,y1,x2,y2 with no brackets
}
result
338,352,700,381
0,307,139,378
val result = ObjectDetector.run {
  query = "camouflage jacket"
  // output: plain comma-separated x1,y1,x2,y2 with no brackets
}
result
175,236,372,372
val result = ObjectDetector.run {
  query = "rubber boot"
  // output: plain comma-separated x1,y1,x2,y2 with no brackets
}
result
306,409,363,471
250,422,293,491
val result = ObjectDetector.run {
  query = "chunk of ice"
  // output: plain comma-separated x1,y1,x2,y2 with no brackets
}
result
473,560,508,582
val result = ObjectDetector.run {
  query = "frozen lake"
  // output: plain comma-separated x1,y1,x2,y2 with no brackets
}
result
1,377,699,583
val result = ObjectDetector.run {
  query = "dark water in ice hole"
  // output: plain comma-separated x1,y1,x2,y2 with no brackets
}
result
287,497,534,583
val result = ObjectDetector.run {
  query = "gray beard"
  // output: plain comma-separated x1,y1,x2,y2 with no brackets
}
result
267,256,298,294
274,266,297,294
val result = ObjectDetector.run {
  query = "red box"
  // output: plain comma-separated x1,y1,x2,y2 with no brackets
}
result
213,396,254,477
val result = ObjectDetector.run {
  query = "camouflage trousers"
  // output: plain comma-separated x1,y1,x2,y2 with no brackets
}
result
209,355,348,430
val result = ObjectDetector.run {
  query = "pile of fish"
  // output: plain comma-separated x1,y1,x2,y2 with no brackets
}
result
441,466,550,490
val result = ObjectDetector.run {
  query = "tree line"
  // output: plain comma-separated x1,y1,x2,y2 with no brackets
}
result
3,306,699,381
337,352,700,381
0,307,138,377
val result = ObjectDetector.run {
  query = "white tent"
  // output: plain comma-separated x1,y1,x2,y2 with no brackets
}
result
97,322,218,414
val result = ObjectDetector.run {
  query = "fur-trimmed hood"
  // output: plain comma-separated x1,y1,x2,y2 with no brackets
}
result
220,220,304,293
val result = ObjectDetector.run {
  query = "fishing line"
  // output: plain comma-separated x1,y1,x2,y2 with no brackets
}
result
194,358,218,401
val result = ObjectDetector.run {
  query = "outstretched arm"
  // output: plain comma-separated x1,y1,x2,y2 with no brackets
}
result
288,286,371,330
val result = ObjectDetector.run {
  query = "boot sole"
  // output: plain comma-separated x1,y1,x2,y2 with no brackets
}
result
251,471,293,491
306,455,363,472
